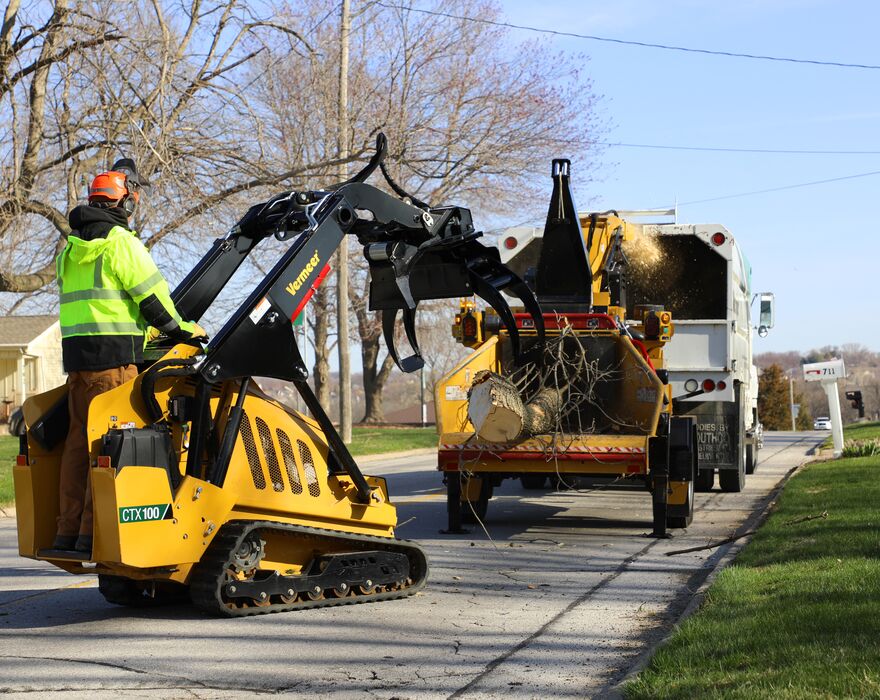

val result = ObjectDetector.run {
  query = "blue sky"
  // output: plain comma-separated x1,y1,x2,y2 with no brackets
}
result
498,0,878,354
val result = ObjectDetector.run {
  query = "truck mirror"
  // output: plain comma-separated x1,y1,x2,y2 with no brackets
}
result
758,292,775,331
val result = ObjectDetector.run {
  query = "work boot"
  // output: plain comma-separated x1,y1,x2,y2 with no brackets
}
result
74,534,93,554
52,534,78,551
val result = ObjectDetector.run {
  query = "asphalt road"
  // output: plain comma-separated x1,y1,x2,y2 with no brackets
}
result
0,431,823,699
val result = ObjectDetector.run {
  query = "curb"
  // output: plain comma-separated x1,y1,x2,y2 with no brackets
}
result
354,447,436,465
608,453,817,699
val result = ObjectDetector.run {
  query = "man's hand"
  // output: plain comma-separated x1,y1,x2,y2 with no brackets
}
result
146,326,163,342
190,322,208,339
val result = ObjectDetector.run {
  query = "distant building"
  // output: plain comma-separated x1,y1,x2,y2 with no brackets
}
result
0,315,65,422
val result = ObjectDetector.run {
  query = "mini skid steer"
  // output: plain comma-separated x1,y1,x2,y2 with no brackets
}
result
14,135,544,616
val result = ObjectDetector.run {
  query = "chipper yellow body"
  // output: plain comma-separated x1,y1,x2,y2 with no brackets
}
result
436,160,697,537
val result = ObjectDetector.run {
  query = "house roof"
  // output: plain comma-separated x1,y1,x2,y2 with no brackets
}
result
0,315,59,347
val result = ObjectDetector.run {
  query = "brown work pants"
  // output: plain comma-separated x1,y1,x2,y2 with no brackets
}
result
57,365,138,536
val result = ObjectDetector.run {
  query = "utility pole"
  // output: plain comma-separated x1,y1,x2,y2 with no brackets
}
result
336,0,352,443
789,372,796,431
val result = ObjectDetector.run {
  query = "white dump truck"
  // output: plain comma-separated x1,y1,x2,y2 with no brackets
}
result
618,216,774,492
499,211,774,493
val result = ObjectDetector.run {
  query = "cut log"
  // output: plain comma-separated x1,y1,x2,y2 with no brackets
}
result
467,370,564,442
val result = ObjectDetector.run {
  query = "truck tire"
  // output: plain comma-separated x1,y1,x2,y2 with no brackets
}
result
520,474,549,490
667,478,694,528
461,478,492,524
695,468,714,491
720,419,747,492
667,423,697,528
745,443,757,474
720,387,747,492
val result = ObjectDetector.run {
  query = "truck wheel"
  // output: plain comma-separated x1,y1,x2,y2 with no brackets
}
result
668,425,697,528
667,478,694,528
520,474,548,490
745,444,757,474
695,469,714,491
461,478,492,524
720,408,747,492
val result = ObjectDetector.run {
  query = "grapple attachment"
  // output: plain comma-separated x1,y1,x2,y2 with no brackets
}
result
364,210,545,372
198,133,544,382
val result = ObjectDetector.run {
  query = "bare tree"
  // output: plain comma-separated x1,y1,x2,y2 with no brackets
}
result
0,0,357,317
343,0,604,421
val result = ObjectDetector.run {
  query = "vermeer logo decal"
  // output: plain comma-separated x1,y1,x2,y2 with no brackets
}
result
285,250,321,296
119,504,171,523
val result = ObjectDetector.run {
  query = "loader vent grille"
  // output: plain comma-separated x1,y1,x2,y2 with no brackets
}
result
239,412,265,489
276,429,303,494
255,417,284,492
297,439,320,497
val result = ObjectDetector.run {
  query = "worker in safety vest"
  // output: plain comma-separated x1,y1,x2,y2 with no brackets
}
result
53,158,206,553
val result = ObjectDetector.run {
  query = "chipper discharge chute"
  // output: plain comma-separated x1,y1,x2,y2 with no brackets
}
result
14,134,543,616
436,160,697,537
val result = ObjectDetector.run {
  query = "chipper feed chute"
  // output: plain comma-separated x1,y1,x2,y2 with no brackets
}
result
14,134,544,616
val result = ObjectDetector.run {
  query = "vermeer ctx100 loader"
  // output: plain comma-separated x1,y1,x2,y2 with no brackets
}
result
14,135,543,616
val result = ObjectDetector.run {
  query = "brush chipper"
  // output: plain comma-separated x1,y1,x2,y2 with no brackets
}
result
435,160,697,537
14,134,543,616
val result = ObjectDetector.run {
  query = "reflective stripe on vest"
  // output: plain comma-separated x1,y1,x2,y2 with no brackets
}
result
61,321,143,335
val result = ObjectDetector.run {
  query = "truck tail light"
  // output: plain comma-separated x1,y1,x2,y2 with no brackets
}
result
504,236,517,250
702,379,716,392
16,454,28,466
717,380,727,391
711,232,725,246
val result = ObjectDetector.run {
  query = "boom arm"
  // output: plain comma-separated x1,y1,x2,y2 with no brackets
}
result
171,134,544,381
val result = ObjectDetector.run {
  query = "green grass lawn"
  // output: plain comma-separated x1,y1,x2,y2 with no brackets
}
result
0,427,437,506
0,434,17,507
348,426,437,456
625,454,880,699
822,419,880,448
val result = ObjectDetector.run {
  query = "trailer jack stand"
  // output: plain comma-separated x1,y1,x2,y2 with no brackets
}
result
650,474,672,539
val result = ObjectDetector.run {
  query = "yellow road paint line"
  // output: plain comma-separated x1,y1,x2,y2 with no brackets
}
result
394,494,447,503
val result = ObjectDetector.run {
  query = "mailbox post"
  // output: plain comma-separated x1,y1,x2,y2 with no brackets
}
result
803,358,847,458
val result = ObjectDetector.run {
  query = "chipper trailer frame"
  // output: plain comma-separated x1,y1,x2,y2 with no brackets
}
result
14,134,544,616
435,160,697,537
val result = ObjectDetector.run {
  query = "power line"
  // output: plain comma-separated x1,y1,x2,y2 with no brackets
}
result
375,2,880,70
598,142,880,155
679,169,880,206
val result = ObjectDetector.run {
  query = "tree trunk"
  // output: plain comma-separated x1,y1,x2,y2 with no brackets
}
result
312,285,332,413
361,336,395,423
467,370,563,441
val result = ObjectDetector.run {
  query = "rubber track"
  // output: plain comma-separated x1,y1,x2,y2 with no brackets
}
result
189,520,429,617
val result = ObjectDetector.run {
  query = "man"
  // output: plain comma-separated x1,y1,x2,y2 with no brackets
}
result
54,159,206,553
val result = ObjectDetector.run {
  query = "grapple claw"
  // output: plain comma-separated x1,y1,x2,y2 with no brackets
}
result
382,308,425,373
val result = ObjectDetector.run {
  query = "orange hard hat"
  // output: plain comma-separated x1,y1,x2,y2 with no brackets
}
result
88,171,135,204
